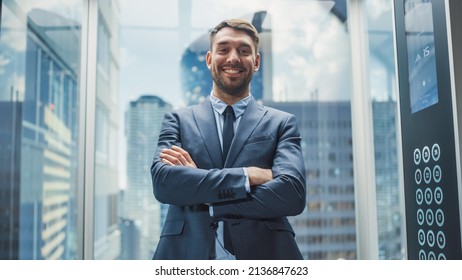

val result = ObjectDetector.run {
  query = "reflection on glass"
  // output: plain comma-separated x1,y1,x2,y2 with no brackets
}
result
367,0,404,259
93,0,122,260
0,1,82,259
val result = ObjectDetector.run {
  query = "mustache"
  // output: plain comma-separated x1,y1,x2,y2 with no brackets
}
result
221,64,245,70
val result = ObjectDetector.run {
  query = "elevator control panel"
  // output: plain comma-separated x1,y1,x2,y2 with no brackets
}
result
394,0,462,259
413,143,446,259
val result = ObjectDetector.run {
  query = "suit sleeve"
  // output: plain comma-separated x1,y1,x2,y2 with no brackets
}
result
150,111,248,206
212,114,307,219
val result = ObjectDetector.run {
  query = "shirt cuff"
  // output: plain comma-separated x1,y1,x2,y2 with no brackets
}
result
243,167,251,193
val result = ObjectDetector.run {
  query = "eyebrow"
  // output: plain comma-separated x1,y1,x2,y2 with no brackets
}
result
215,40,253,49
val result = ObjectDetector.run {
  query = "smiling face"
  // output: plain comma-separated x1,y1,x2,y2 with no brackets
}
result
206,27,260,103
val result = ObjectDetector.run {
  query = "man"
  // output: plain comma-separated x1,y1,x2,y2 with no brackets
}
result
150,18,306,260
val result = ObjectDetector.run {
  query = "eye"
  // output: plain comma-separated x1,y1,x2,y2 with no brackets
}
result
217,48,228,54
240,48,252,55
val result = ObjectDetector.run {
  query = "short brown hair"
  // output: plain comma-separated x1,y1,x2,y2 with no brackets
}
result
210,19,260,52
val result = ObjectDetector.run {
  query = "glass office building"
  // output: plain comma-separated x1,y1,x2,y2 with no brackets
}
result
2,0,456,259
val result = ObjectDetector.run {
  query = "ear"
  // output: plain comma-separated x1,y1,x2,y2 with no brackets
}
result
206,51,212,70
254,52,261,72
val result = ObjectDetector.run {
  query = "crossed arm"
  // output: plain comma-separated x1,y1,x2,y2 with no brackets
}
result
160,145,272,186
158,143,306,219
151,111,306,219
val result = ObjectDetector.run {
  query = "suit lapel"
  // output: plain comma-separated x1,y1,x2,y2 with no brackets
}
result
225,99,267,167
192,99,224,168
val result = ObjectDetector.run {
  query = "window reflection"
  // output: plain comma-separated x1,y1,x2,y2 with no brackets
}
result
0,1,82,259
366,0,404,259
93,0,121,260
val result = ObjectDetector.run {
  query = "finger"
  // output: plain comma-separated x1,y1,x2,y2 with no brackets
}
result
161,149,186,164
161,148,179,157
160,152,183,166
161,158,175,166
171,145,184,152
170,146,190,166
171,145,188,157
171,146,196,167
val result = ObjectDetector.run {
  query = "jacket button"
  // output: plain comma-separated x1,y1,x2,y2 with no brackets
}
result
210,222,218,229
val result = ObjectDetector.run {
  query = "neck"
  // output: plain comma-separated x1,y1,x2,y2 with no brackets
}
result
212,87,250,105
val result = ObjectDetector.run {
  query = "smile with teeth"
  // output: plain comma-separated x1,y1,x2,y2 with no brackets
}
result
223,68,244,75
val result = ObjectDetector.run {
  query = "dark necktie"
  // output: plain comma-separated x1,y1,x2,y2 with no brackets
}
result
222,105,235,164
222,106,235,254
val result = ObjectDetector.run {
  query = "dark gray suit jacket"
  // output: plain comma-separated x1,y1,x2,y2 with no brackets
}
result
151,98,306,259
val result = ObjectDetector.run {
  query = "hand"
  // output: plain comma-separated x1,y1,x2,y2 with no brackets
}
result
160,145,197,168
245,167,273,186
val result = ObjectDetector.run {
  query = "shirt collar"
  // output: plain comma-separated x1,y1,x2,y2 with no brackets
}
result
209,93,251,118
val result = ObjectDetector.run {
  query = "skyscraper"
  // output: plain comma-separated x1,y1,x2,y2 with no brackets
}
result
0,101,22,259
0,8,80,259
266,101,357,259
372,100,403,259
122,95,172,259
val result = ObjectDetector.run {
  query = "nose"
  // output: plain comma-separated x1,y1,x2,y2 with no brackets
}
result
226,49,240,64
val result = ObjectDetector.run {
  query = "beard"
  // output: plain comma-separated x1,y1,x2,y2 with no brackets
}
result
211,64,253,96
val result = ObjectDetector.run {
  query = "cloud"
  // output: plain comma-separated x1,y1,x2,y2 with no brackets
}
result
0,10,28,52
0,55,11,75
119,46,137,67
1,0,83,52
268,1,351,101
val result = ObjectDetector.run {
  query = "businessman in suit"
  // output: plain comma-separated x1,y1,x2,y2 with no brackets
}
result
150,18,306,260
